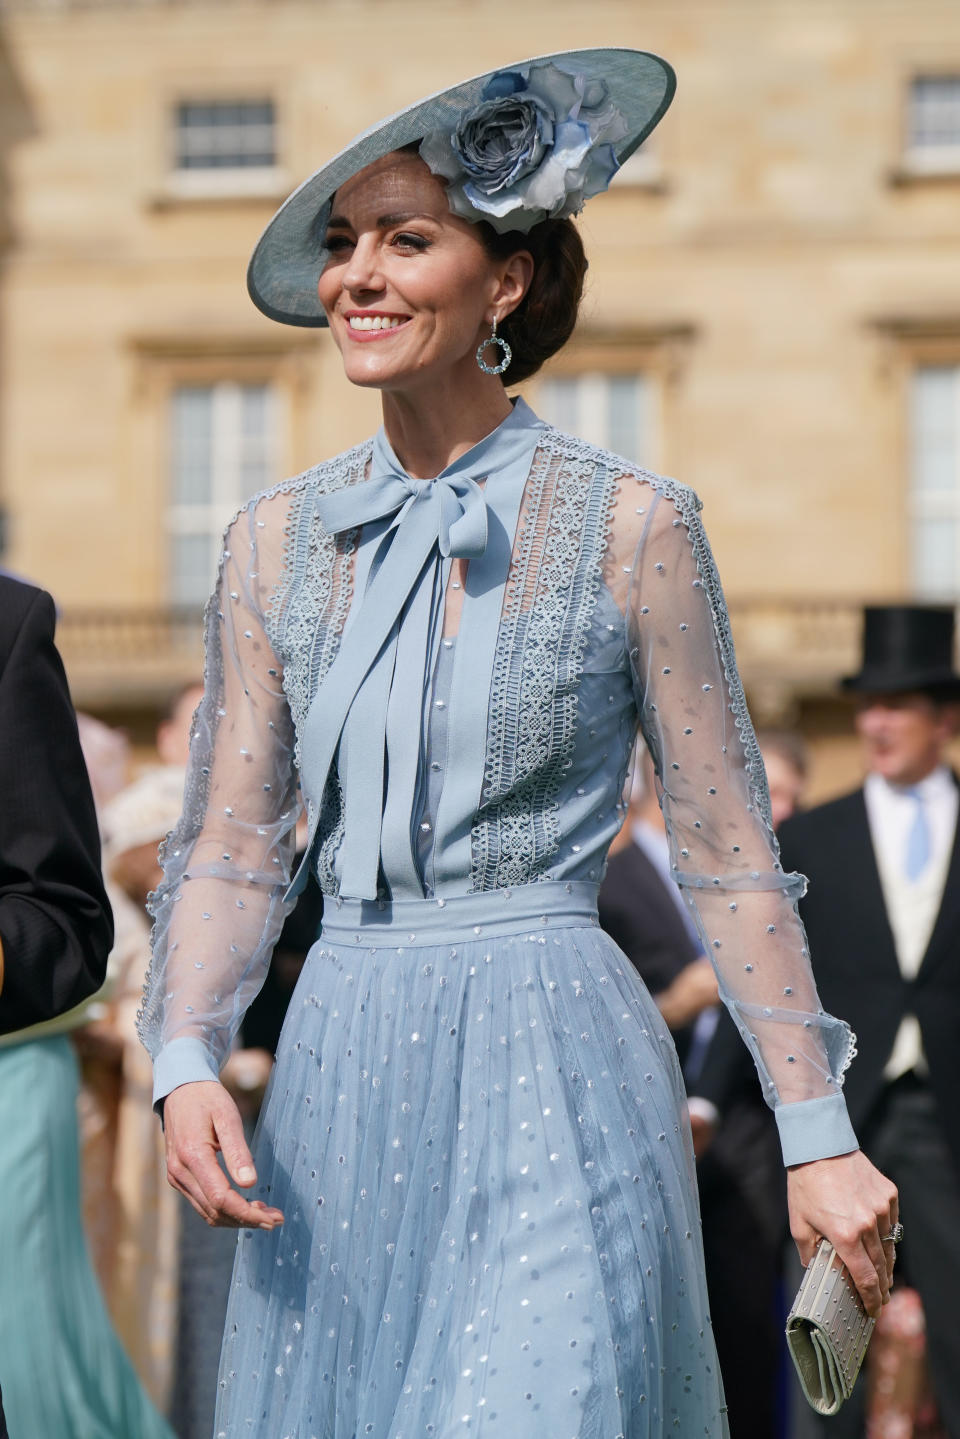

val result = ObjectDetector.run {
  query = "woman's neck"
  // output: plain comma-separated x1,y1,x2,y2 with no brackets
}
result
380,375,513,479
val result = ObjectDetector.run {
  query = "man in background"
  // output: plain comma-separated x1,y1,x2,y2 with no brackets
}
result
684,730,807,1439
599,750,718,1067
601,745,793,1438
0,574,115,1438
0,576,112,1034
779,605,960,1437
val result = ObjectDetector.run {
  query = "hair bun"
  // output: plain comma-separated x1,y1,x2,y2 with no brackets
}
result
480,218,588,386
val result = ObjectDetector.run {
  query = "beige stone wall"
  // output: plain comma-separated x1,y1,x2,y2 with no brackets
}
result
2,0,960,789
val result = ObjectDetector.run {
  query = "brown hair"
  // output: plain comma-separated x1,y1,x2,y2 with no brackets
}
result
477,217,588,386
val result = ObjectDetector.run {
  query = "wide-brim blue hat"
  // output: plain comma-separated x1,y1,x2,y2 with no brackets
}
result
248,48,675,328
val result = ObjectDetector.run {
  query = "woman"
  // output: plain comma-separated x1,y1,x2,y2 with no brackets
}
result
140,50,897,1437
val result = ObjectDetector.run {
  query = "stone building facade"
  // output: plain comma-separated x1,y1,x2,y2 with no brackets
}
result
2,0,960,789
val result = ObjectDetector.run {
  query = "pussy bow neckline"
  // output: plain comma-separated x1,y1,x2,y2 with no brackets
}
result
288,398,544,901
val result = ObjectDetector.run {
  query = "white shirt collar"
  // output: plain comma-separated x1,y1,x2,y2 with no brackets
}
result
864,764,955,805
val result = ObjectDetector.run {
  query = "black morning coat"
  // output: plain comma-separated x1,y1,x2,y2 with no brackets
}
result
598,838,700,1068
0,575,113,1035
778,785,960,1179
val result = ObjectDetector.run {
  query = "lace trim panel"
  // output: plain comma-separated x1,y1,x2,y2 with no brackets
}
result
472,432,619,891
265,441,371,896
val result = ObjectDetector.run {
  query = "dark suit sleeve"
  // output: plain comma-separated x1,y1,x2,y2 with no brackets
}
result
690,1007,759,1113
598,846,700,997
0,587,113,1033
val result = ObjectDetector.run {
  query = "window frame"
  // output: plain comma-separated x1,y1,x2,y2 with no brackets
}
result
148,76,290,207
528,326,694,477
533,370,657,469
891,70,960,184
909,362,960,601
905,73,960,174
167,379,280,607
173,98,278,174
124,334,319,609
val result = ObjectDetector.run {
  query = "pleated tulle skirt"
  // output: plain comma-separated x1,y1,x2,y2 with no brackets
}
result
0,1036,174,1439
214,883,729,1439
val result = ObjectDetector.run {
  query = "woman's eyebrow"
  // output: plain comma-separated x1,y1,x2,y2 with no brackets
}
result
375,211,433,228
326,211,434,231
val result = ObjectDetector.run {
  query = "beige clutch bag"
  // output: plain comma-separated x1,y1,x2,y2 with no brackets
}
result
786,1239,875,1415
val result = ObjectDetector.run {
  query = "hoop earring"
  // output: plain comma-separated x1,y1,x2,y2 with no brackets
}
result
476,317,512,376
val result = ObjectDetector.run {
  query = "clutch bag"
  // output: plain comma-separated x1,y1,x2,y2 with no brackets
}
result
786,1239,875,1415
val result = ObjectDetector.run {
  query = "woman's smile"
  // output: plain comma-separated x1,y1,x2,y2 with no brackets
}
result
343,310,412,340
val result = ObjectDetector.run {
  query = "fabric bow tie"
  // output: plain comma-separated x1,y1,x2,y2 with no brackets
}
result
287,440,492,902
318,466,489,562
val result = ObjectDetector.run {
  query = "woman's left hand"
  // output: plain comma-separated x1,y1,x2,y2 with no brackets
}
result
787,1149,899,1318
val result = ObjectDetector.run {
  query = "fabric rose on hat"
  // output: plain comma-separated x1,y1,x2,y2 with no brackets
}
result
419,61,629,234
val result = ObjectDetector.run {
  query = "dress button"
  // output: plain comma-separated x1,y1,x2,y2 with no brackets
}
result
420,821,432,834
435,699,446,709
430,762,441,772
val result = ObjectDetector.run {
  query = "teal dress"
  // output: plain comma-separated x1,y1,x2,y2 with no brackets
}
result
141,400,858,1438
0,1035,174,1439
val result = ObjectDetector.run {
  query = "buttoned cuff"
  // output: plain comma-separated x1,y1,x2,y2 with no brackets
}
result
152,1035,220,1109
775,1091,859,1167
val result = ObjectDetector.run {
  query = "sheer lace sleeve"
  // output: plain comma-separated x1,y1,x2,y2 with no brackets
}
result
138,490,301,1103
618,477,859,1166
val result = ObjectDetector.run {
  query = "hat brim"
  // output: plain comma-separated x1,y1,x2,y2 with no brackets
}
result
247,48,676,328
841,668,960,700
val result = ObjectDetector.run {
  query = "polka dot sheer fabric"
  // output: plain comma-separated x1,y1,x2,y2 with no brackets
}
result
139,404,856,1437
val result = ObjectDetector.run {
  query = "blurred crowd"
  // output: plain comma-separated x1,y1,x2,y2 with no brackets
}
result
0,593,958,1439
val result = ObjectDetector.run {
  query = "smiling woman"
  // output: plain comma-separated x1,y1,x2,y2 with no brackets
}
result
139,50,898,1439
316,150,536,422
319,146,587,397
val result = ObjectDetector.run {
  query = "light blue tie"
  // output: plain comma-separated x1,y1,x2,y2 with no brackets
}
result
904,787,931,882
286,436,490,902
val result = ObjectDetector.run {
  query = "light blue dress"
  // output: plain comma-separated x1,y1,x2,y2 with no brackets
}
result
140,399,859,1439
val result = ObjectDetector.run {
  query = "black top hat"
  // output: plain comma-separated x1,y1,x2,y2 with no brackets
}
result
842,605,960,698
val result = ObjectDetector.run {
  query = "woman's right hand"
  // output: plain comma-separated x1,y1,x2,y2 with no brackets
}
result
163,1079,284,1229
787,1148,898,1317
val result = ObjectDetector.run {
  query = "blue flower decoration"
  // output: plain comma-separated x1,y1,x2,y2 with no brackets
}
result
419,61,628,234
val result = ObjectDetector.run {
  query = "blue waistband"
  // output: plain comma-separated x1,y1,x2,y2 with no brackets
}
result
320,879,600,946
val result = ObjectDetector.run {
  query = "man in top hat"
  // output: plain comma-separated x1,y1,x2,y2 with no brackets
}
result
778,605,960,1437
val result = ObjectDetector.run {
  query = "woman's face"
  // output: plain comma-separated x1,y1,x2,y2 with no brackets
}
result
317,151,528,395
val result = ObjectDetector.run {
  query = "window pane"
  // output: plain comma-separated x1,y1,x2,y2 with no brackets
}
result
170,533,215,607
607,376,646,464
537,373,650,464
175,99,276,170
911,515,958,598
171,387,212,504
910,366,960,597
239,383,269,437
238,383,274,494
910,76,960,149
537,377,579,435
169,381,277,605
912,367,958,494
